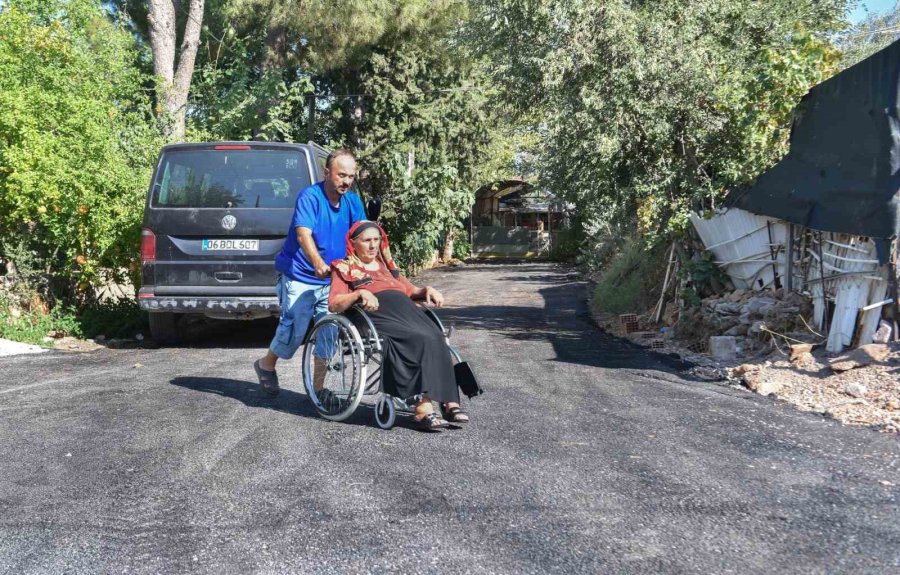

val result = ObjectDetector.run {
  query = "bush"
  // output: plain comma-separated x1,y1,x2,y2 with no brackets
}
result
0,0,161,298
452,232,472,260
77,300,147,340
0,292,82,346
550,224,582,262
0,290,147,345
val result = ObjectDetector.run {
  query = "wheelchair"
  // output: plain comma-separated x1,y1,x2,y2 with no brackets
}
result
299,304,463,429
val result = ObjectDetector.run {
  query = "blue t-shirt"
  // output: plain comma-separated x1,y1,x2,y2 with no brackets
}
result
275,182,365,284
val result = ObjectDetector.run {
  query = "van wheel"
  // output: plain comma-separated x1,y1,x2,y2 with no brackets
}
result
148,312,180,345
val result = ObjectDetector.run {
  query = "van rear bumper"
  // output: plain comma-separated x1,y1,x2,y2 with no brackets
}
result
138,293,280,315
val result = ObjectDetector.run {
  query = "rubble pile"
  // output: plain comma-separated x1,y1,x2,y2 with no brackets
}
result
726,343,900,433
676,288,814,353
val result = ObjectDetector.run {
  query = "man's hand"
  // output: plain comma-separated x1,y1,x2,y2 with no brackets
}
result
424,286,444,308
314,260,331,278
358,289,379,311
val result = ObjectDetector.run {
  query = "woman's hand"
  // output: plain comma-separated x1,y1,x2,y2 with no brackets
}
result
358,289,379,311
424,286,444,308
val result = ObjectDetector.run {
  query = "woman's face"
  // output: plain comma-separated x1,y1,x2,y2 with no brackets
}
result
352,227,382,263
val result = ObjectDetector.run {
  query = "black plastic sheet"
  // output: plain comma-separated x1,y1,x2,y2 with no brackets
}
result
727,39,900,262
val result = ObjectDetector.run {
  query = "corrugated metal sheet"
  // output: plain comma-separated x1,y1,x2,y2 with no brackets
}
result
692,211,891,353
806,233,884,352
689,208,788,290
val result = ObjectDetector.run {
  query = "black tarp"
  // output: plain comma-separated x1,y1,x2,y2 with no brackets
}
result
727,39,900,261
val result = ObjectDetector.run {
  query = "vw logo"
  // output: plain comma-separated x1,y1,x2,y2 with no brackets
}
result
221,215,237,231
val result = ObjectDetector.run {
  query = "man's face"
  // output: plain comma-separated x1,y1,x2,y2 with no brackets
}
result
324,156,357,196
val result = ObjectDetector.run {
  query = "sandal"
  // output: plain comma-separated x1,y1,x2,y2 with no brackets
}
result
441,404,469,424
253,359,280,396
411,412,449,432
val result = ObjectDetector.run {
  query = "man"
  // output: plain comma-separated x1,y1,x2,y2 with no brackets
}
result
253,149,365,396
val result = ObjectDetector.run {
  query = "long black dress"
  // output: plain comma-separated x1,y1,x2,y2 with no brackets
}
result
329,260,459,403
367,290,459,403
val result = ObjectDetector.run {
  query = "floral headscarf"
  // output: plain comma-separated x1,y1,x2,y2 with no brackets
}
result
330,220,400,289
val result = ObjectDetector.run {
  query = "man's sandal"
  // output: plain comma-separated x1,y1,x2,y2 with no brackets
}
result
411,412,449,431
253,359,280,397
441,404,469,424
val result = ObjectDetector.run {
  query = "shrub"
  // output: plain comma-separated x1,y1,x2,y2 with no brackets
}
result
0,0,161,298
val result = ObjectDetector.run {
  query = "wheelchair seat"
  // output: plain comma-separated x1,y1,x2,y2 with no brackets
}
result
299,304,462,429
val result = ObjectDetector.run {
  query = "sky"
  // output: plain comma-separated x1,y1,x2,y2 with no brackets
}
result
849,0,898,23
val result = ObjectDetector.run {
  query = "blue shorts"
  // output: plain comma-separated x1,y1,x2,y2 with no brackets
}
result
269,276,330,360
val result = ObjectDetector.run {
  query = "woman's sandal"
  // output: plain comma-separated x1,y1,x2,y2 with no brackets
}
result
441,404,469,424
412,412,449,431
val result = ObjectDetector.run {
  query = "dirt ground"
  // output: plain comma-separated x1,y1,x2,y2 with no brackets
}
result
592,308,900,434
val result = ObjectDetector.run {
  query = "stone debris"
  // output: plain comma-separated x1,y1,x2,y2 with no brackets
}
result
676,288,815,357
709,336,737,361
829,344,891,372
52,336,103,352
723,344,900,433
845,382,868,398
789,343,813,361
591,292,899,433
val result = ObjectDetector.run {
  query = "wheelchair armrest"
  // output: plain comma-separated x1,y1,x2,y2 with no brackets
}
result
419,305,451,339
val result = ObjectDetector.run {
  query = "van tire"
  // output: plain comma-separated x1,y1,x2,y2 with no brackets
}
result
149,312,180,345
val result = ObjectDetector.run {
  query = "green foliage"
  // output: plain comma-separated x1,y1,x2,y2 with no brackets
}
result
679,252,730,308
0,293,83,346
0,292,146,345
591,239,668,315
328,29,494,271
452,233,472,260
469,0,848,252
0,0,161,296
550,224,582,262
77,299,147,339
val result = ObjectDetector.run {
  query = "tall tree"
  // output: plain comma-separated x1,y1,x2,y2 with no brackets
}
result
147,0,205,141
467,0,847,257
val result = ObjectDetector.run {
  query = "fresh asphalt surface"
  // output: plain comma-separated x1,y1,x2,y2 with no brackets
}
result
1,262,898,574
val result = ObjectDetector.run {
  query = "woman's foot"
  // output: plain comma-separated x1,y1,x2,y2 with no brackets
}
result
441,402,469,423
413,399,448,431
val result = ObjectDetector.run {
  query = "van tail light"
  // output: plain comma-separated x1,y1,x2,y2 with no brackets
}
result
140,229,156,262
214,145,251,150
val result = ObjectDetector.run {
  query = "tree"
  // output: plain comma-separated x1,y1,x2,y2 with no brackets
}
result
0,0,161,298
467,0,847,260
147,0,205,141
838,4,900,68
325,28,494,270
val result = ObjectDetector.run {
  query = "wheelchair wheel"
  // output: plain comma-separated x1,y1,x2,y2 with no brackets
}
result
302,314,366,421
374,394,396,430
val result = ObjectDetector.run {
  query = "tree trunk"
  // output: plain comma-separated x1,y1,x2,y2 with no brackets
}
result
148,0,205,141
441,228,455,263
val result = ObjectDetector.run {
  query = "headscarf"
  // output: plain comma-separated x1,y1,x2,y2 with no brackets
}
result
331,220,400,289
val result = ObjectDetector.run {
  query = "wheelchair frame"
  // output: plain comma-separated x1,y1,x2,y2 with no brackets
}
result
300,304,461,429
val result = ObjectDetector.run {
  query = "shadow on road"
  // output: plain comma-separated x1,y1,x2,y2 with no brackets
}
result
169,376,413,429
440,273,693,376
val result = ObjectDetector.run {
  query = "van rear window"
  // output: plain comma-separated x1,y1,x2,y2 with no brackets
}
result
152,149,311,208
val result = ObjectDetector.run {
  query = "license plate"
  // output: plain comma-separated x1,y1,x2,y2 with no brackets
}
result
202,239,259,251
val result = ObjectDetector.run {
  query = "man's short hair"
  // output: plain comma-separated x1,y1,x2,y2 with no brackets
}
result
325,149,355,170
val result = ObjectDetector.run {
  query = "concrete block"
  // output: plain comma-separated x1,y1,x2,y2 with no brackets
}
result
709,336,737,361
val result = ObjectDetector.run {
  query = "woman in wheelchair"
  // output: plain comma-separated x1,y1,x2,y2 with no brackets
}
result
327,220,468,431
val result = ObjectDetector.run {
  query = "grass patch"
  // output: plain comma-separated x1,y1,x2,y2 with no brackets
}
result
592,238,668,315
0,294,147,346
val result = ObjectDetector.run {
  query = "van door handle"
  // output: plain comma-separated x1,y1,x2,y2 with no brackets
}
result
214,271,242,282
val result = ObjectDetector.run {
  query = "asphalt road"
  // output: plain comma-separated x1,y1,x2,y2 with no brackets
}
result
1,262,898,574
